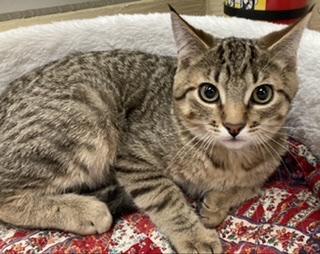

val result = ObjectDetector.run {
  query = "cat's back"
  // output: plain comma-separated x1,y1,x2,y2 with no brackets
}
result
0,50,175,101
0,50,176,126
0,50,176,155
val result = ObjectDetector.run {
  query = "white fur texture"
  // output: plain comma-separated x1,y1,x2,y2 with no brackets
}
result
0,14,319,157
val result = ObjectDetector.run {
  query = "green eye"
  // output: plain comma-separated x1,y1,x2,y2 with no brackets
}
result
251,85,273,104
199,83,220,103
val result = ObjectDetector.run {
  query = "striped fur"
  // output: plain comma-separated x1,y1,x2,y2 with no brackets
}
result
0,8,311,254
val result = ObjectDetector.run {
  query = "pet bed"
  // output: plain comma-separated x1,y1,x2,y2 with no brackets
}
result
0,14,319,254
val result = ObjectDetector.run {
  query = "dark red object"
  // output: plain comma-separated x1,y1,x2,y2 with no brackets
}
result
224,0,311,24
266,0,308,10
267,0,310,24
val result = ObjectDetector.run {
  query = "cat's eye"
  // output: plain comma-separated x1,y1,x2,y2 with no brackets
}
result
251,85,273,105
198,83,219,103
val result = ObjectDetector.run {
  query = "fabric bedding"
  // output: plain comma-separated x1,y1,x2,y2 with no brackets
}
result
0,139,319,254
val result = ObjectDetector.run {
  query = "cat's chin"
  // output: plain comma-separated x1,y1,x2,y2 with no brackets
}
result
220,138,249,150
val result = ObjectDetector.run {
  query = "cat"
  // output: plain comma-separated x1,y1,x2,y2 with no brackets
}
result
0,6,312,254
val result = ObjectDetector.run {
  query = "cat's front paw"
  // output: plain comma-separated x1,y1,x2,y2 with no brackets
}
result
198,195,228,228
199,205,228,228
57,195,113,235
171,226,222,253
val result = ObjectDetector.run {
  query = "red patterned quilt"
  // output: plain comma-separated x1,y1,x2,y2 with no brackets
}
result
0,139,319,254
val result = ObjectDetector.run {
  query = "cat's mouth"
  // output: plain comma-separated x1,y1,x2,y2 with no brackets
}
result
220,138,248,149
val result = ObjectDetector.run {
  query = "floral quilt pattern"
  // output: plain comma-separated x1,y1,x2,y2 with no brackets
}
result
0,139,319,254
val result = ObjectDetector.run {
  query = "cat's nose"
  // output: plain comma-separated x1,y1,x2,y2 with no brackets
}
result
223,122,246,138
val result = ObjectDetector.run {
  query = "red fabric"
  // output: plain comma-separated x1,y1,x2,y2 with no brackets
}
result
0,139,319,253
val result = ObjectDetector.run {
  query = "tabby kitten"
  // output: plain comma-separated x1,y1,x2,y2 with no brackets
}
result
0,7,311,253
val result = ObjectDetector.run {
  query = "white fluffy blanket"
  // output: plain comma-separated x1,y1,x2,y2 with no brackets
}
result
0,14,319,157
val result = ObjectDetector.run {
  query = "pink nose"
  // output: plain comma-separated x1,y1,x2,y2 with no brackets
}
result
223,123,245,138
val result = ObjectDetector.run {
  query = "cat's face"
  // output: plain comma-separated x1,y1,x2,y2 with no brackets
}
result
173,39,298,150
170,8,310,150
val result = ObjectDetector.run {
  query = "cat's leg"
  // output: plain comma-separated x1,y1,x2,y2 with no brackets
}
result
116,166,222,254
0,192,112,235
0,126,117,234
86,173,137,218
0,137,116,235
199,187,260,228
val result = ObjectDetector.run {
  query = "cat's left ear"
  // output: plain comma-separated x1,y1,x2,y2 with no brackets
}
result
258,6,314,65
169,5,215,68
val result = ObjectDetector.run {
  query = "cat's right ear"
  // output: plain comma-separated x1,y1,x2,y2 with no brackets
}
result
258,5,314,66
169,5,214,68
